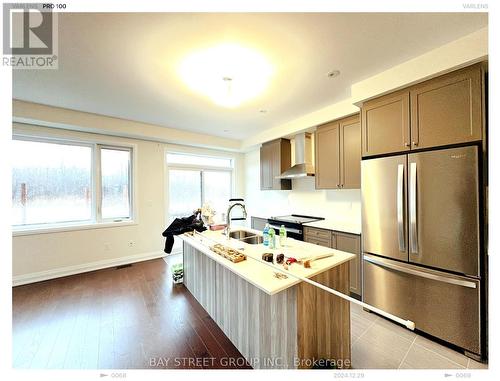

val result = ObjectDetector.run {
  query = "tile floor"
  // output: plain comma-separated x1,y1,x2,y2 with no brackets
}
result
350,303,488,369
169,253,488,370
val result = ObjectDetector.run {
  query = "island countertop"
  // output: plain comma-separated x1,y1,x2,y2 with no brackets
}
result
179,228,355,295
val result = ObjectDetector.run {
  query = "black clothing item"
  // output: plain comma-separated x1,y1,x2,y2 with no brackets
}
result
162,214,206,254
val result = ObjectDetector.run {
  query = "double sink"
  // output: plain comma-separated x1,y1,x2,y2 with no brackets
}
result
228,230,263,245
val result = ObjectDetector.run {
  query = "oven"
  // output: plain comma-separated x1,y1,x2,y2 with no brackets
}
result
267,219,304,241
267,214,324,241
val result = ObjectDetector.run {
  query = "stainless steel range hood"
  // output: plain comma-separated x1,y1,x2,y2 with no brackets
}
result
276,132,315,179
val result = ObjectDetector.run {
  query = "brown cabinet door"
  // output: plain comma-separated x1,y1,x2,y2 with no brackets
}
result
410,64,482,149
260,143,272,190
315,121,340,189
361,91,410,157
340,115,361,189
335,233,361,296
260,139,291,190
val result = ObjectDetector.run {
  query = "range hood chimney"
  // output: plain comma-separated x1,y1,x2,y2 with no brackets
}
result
276,132,315,179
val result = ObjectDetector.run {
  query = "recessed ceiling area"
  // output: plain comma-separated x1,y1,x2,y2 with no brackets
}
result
12,13,487,140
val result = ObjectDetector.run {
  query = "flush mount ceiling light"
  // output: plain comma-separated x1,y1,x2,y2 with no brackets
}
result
178,43,274,108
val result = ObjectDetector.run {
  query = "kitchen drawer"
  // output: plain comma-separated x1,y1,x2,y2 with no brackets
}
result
304,236,331,248
304,227,331,240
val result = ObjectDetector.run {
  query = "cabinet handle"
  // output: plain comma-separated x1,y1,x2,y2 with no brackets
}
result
412,141,418,146
405,142,411,147
336,183,340,188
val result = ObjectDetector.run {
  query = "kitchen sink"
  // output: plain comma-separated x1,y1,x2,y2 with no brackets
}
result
240,235,263,245
228,230,263,245
229,230,258,240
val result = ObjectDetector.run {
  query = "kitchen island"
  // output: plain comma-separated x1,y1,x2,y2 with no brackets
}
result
180,229,355,369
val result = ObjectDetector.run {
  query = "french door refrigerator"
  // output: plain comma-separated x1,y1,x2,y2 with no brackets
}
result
361,145,482,357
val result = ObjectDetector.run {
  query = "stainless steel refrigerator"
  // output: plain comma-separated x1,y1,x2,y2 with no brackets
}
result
362,145,482,357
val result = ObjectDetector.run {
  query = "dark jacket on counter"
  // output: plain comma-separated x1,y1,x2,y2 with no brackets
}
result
162,214,206,254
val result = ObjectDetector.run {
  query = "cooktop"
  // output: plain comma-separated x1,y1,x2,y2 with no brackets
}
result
269,214,324,225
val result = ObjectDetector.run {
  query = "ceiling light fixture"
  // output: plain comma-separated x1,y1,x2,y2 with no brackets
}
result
178,43,274,108
327,70,341,78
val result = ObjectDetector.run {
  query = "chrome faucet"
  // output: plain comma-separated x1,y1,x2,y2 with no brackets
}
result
225,201,247,239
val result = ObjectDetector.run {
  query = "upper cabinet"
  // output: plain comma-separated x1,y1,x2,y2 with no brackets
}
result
260,138,292,191
361,90,410,157
361,63,484,157
340,115,362,189
315,114,361,189
315,121,340,189
410,64,482,150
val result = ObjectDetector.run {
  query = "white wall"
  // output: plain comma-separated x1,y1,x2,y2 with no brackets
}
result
244,149,361,226
12,120,244,285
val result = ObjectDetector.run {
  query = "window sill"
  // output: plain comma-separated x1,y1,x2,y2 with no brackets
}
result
12,220,137,237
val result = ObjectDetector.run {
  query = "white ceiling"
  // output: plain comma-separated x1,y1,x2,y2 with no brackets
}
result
13,13,487,140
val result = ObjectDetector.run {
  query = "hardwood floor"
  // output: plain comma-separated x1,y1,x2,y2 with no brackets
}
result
12,258,251,369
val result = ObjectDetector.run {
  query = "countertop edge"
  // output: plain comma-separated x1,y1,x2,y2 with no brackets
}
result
180,232,355,296
302,221,362,235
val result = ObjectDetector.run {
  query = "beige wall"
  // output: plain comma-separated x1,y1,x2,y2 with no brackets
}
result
13,99,241,151
12,122,244,285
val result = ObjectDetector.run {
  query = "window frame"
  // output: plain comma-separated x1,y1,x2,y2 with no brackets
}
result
12,134,136,236
98,145,133,223
166,151,234,224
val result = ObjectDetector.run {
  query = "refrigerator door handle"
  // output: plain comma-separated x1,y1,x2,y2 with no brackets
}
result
397,164,405,252
409,162,418,254
364,255,477,289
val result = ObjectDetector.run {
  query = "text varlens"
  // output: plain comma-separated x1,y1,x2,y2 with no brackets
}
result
2,3,61,69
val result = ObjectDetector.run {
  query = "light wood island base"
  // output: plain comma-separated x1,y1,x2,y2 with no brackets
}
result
183,242,351,369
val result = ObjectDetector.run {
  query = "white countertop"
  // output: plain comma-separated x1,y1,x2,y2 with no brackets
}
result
180,228,355,295
302,219,361,235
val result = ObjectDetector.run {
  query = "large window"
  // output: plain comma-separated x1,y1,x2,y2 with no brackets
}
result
100,147,131,220
12,137,133,231
167,153,233,223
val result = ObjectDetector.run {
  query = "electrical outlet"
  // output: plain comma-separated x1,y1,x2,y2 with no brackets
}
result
128,240,135,247
104,243,110,251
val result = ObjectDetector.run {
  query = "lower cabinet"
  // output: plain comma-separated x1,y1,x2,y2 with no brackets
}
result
304,227,362,298
335,233,362,298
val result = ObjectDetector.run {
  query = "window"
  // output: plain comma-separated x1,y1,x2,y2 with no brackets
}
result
166,153,232,168
12,140,93,226
167,153,233,224
203,170,232,219
168,169,202,222
100,148,131,220
12,137,133,231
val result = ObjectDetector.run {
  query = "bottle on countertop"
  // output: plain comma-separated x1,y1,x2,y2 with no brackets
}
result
269,227,276,249
279,225,287,247
263,223,270,247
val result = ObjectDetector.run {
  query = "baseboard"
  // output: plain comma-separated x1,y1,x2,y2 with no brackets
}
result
12,251,166,286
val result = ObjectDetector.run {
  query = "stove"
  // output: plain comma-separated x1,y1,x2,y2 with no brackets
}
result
267,214,324,241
